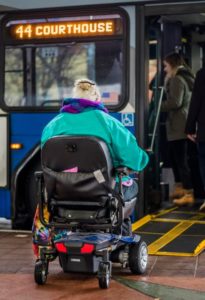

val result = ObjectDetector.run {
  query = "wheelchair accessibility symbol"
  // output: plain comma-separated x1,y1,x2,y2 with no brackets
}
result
121,113,134,127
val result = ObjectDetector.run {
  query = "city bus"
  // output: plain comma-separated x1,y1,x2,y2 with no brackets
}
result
0,0,205,229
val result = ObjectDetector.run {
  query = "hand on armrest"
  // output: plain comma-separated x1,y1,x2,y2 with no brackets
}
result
115,167,136,176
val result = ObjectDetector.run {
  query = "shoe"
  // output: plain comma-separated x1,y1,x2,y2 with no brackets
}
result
170,183,186,199
173,192,194,206
199,201,205,211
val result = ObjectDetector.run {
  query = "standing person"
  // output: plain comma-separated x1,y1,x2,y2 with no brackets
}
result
185,67,205,210
161,52,195,206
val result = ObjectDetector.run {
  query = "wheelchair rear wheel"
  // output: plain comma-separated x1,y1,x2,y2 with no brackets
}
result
129,240,148,274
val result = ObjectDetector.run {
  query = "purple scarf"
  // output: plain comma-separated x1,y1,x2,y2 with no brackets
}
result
60,98,108,114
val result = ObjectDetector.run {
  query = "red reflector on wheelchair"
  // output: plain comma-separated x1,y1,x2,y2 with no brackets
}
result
81,243,94,254
55,243,67,253
32,244,39,257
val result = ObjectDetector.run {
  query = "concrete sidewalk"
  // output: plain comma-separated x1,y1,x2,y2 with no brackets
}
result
0,231,205,299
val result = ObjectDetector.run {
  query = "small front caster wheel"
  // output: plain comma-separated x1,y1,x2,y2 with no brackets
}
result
98,263,110,289
129,240,148,274
34,260,48,285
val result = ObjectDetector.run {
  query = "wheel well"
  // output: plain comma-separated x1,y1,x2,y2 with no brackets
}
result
12,145,41,230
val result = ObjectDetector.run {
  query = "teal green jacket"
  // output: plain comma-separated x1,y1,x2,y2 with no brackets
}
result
41,109,149,171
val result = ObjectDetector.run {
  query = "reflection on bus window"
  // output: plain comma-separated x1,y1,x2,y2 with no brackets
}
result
148,59,157,103
4,40,123,107
5,48,24,106
35,45,89,105
96,41,122,105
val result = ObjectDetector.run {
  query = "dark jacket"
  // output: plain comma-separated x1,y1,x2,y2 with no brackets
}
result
161,67,195,141
185,68,205,142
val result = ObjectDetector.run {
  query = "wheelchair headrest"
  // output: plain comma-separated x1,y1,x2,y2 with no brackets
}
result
42,136,113,172
41,136,114,200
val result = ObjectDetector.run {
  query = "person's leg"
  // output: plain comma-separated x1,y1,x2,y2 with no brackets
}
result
122,180,138,202
114,179,138,201
168,141,181,183
114,180,138,235
32,205,52,258
121,180,138,235
171,140,194,206
197,142,205,211
187,140,205,199
169,140,187,199
175,140,192,190
198,142,205,188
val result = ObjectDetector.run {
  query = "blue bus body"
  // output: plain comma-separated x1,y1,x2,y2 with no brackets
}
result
0,0,204,228
1,111,135,222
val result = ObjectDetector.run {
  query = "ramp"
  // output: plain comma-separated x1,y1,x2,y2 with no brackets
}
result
132,207,205,256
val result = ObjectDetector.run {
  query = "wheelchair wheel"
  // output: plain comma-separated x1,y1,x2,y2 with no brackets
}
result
98,263,110,289
129,241,148,274
34,260,48,285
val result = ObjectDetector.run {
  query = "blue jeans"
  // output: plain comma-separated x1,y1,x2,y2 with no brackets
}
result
114,180,138,202
198,142,205,189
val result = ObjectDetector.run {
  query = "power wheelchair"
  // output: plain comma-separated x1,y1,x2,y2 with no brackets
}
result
34,135,148,289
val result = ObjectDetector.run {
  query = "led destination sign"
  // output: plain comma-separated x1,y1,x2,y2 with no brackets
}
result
10,20,115,40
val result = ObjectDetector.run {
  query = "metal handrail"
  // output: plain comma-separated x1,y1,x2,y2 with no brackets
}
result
148,86,164,153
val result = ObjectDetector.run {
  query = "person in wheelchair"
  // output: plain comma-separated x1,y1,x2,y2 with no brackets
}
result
33,78,149,243
44,79,147,191
32,79,149,286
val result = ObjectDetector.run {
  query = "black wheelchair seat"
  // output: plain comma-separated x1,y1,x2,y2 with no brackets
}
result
38,135,136,230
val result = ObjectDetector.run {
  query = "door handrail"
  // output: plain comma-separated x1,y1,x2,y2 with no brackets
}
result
147,86,164,153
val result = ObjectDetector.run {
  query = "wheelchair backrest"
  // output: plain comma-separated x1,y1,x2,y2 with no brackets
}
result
41,136,114,201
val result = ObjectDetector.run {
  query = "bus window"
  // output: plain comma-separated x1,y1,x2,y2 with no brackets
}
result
35,41,122,107
5,48,24,106
35,45,90,105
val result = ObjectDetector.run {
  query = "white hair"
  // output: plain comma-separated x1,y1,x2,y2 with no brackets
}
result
72,79,101,101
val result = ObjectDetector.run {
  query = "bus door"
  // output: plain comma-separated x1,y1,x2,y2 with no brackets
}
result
144,3,205,214
144,18,167,213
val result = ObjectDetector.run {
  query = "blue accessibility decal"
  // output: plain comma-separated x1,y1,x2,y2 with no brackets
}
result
121,113,134,127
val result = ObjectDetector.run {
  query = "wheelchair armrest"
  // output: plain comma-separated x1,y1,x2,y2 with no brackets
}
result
115,167,135,176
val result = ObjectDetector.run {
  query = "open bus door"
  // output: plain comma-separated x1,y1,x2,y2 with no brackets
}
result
143,13,187,215
142,18,168,215
144,4,205,216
